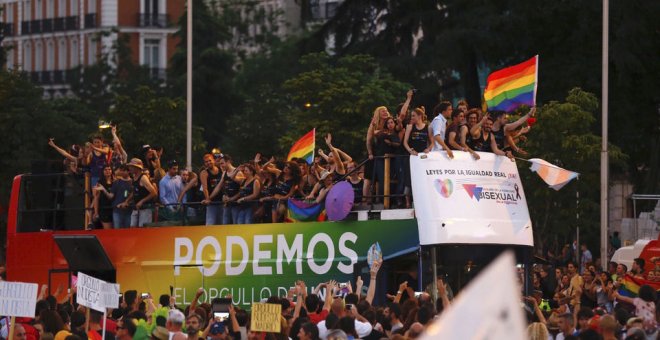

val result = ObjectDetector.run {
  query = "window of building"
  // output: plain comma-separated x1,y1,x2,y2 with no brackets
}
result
6,3,14,23
87,0,95,13
7,46,15,70
35,0,42,20
87,36,97,64
58,39,67,69
70,39,79,67
143,38,160,69
46,40,54,70
24,0,32,21
143,0,159,15
47,0,54,18
23,42,32,71
35,41,43,71
70,0,78,16
57,0,65,17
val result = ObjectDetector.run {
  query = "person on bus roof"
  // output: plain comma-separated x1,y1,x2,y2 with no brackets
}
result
127,158,157,227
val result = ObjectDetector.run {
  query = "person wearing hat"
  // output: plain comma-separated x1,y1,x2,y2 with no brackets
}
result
159,160,184,219
127,158,157,227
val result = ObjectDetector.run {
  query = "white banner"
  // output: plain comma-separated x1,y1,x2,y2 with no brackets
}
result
0,281,38,317
76,273,120,312
419,252,526,340
410,151,533,246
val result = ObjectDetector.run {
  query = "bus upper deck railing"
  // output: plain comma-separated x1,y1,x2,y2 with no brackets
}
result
14,154,413,231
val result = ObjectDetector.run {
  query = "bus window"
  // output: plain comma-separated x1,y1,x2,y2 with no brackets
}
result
17,173,85,232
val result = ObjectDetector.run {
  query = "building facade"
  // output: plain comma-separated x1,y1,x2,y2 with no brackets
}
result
0,0,183,97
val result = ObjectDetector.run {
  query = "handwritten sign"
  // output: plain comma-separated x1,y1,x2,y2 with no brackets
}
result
250,303,281,333
0,281,38,317
77,273,120,312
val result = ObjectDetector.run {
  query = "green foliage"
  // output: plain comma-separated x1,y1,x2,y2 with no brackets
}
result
519,88,627,253
107,86,205,162
317,0,659,192
280,53,410,159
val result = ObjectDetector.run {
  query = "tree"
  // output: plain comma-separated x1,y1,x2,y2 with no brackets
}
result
280,53,410,159
314,0,659,193
107,86,206,163
518,88,627,258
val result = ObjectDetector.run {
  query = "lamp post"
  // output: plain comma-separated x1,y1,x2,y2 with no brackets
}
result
186,0,193,170
600,0,609,269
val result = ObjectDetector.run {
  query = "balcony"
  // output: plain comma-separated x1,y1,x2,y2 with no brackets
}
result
29,70,74,85
138,13,169,28
54,17,65,31
1,23,14,36
21,21,30,34
65,16,79,30
30,20,42,34
84,13,97,28
42,18,54,32
148,68,167,81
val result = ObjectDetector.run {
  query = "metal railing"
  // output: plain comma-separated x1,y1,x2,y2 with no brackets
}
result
138,13,169,28
2,22,14,36
84,13,97,28
42,18,54,32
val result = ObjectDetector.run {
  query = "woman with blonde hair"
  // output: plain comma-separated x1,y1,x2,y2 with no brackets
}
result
526,322,549,340
364,105,393,203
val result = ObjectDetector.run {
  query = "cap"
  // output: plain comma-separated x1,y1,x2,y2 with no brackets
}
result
167,159,179,168
126,158,144,170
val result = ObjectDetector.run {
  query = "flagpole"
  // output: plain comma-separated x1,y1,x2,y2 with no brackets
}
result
600,0,610,270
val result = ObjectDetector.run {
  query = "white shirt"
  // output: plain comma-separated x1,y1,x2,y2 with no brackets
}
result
431,114,448,151
317,319,373,339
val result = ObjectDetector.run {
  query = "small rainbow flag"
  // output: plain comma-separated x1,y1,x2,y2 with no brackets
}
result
617,274,660,298
285,198,327,223
287,128,315,164
484,55,538,112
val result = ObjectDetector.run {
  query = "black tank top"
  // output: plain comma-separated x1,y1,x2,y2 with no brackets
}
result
492,127,506,150
469,129,492,153
204,168,223,201
408,124,429,153
133,174,152,205
444,123,463,150
223,171,241,198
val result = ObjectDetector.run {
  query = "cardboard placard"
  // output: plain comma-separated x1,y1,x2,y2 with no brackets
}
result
76,272,120,312
250,303,281,333
0,281,38,317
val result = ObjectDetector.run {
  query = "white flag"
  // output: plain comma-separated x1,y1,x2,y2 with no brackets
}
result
419,252,526,340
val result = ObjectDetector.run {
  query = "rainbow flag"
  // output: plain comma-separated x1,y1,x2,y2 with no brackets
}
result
484,55,538,112
617,274,660,298
285,198,327,222
287,129,315,164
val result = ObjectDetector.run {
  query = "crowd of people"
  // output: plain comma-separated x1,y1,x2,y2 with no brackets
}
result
45,90,535,229
3,249,660,340
524,241,660,340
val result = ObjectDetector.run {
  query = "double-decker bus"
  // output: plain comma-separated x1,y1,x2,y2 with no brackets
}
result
5,151,533,307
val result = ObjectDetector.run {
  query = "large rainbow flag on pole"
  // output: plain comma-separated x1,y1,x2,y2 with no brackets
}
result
287,128,315,164
484,55,539,112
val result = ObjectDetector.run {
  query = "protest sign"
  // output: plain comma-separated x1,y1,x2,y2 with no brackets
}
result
0,281,38,317
76,272,120,312
250,303,282,333
419,252,525,340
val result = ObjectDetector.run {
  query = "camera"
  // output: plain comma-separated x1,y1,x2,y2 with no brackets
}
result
345,304,353,310
141,293,150,299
